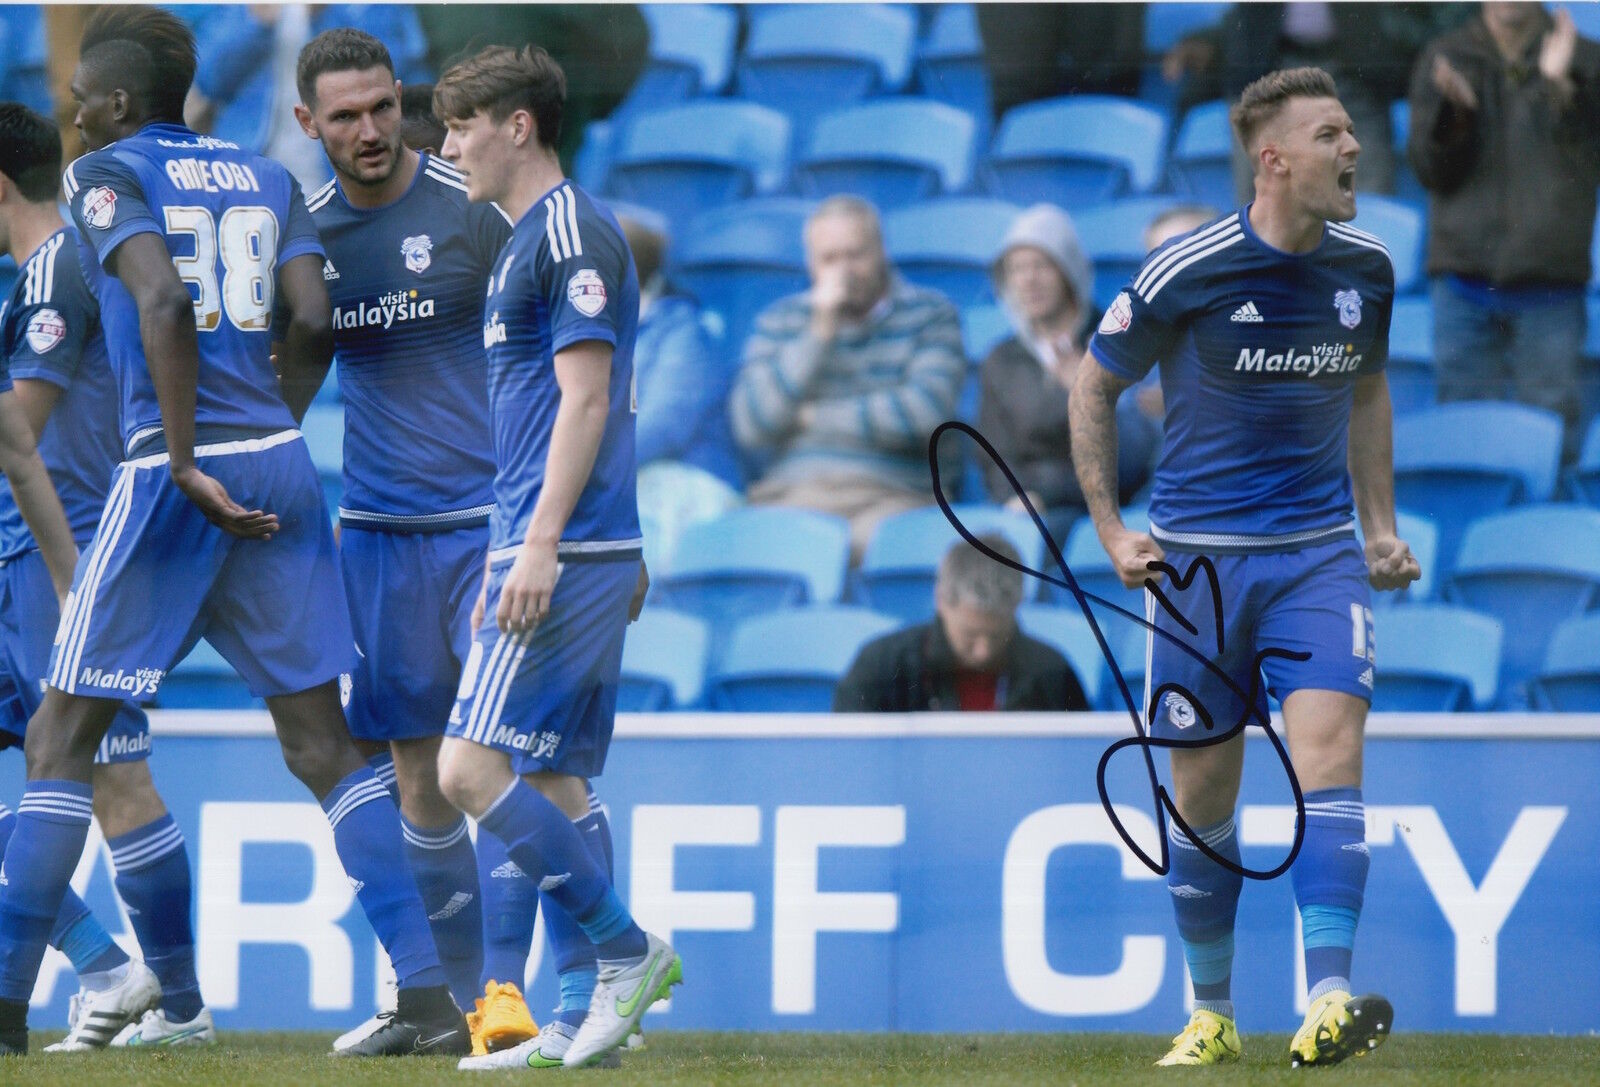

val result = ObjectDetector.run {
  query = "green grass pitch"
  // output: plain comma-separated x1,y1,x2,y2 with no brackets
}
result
12,1032,1600,1085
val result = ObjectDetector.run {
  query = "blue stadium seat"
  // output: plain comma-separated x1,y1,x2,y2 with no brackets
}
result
1386,295,1435,416
707,605,901,711
573,119,615,193
1393,402,1563,576
736,4,916,137
1370,605,1501,712
914,4,991,138
1143,2,1229,54
1040,508,1149,618
883,197,1023,307
1360,508,1440,606
1389,99,1426,204
1445,504,1600,705
1166,100,1236,212
984,96,1169,208
671,198,815,362
160,639,260,709
796,98,976,210
1101,619,1149,713
855,505,1046,624
0,6,52,114
605,100,791,227
960,302,1011,363
1567,413,1600,505
300,403,344,513
618,608,710,711
1076,196,1188,310
1016,604,1114,708
1560,2,1600,45
609,5,738,124
1346,195,1425,295
1530,612,1600,711
1592,212,1600,294
651,507,852,667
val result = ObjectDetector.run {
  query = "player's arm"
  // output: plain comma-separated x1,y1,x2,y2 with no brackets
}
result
106,233,278,539
0,389,76,599
1070,356,1164,588
10,377,64,441
1348,371,1420,592
273,253,335,423
497,340,613,633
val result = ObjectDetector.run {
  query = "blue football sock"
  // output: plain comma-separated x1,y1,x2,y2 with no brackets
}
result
1168,814,1243,1010
476,781,645,964
366,752,399,804
476,828,536,991
0,782,94,1002
1292,788,1368,998
402,814,483,1010
0,803,128,978
320,769,445,992
545,789,612,1028
109,813,203,1020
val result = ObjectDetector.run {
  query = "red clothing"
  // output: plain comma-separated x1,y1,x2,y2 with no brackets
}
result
954,669,1001,711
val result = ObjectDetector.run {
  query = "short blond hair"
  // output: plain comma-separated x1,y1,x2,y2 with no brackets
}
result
1229,66,1340,156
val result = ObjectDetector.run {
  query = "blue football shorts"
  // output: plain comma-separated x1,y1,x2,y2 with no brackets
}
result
49,431,355,702
0,548,149,762
341,524,486,742
1144,537,1374,741
447,552,639,778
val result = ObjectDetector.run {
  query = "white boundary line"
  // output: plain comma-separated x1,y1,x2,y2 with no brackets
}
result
145,710,1600,742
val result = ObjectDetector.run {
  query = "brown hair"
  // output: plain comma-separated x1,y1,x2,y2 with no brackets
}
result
296,28,395,107
432,44,565,149
1229,67,1340,157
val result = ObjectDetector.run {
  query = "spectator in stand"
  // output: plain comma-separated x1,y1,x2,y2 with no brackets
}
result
834,534,1088,713
181,4,431,190
977,3,1147,122
1144,204,1220,252
1408,3,1600,461
978,204,1160,543
731,196,966,560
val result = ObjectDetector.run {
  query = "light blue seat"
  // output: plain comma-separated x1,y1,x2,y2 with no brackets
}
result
573,118,615,192
984,96,1169,208
855,505,1046,624
1567,414,1600,505
618,609,709,711
736,4,916,137
883,197,1023,307
1039,508,1149,616
1100,619,1149,713
1393,403,1563,576
609,5,738,124
1166,100,1236,211
960,302,1011,363
606,100,791,227
707,605,901,711
1386,295,1435,416
796,98,976,210
1016,604,1114,708
1445,504,1600,706
1370,605,1501,711
914,3,990,135
1345,195,1425,295
1076,196,1188,310
1531,613,1600,711
160,639,260,709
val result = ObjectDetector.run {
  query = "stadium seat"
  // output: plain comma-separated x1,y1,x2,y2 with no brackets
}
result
1101,619,1149,713
1393,402,1563,576
736,4,916,137
1530,613,1600,711
914,3,991,137
1166,100,1236,212
883,197,1023,308
1076,196,1188,310
651,507,851,667
1360,508,1440,606
1389,99,1426,204
1016,604,1114,707
0,6,52,114
160,639,260,709
855,505,1046,624
1370,605,1501,712
618,608,710,711
706,605,901,711
960,302,1011,363
1445,504,1600,705
628,4,738,104
1143,2,1229,54
1039,508,1149,616
984,96,1169,208
1386,295,1435,416
1567,414,1600,505
795,98,976,210
605,100,791,227
1346,195,1425,295
671,198,815,363
573,119,615,193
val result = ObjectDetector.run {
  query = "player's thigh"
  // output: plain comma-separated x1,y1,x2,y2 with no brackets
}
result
1255,539,1374,709
1280,688,1366,793
1146,552,1268,742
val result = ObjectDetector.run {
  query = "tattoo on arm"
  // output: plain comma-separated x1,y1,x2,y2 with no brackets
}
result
1069,360,1136,529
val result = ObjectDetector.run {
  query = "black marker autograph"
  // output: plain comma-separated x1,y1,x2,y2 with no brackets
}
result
928,421,1309,880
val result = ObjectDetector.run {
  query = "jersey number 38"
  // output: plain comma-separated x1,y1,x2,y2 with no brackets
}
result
164,205,279,333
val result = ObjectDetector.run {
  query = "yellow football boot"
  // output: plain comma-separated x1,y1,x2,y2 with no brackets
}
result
1289,990,1393,1068
478,979,539,1053
1155,1008,1242,1066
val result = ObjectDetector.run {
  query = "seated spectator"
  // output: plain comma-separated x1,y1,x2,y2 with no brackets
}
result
1143,204,1219,252
978,204,1159,542
834,534,1089,712
731,196,966,559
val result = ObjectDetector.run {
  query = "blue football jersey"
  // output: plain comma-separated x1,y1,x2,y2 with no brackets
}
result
0,227,123,560
483,181,640,555
62,123,324,451
307,155,510,529
1088,209,1394,551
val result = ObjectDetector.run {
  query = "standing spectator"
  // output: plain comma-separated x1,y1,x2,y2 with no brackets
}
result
976,3,1146,122
731,196,966,559
1408,3,1600,460
834,534,1088,713
979,204,1159,542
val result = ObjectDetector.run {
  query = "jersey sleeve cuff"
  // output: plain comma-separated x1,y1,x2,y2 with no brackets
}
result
278,238,326,266
551,327,618,356
6,366,73,391
1088,338,1143,381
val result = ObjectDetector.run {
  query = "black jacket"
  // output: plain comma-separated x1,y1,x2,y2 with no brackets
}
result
832,619,1089,713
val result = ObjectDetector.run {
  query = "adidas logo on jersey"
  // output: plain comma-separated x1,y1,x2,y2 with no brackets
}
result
1230,300,1264,322
323,260,340,281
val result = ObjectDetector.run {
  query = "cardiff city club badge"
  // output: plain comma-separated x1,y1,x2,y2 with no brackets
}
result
401,234,433,274
567,268,607,317
1334,288,1362,330
81,186,117,230
24,309,65,354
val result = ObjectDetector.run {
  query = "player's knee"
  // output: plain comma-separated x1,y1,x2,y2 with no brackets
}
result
436,742,497,818
278,727,354,796
90,760,167,835
22,696,113,777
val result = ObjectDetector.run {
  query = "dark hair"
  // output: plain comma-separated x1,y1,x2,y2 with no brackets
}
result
0,102,63,202
400,83,446,153
433,44,565,148
80,4,196,123
296,27,396,107
1230,66,1340,155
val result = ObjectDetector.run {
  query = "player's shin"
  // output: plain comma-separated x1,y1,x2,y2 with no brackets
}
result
0,781,95,1016
402,814,483,1009
1168,815,1244,1019
1291,788,1368,1000
110,814,203,1020
476,829,537,991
